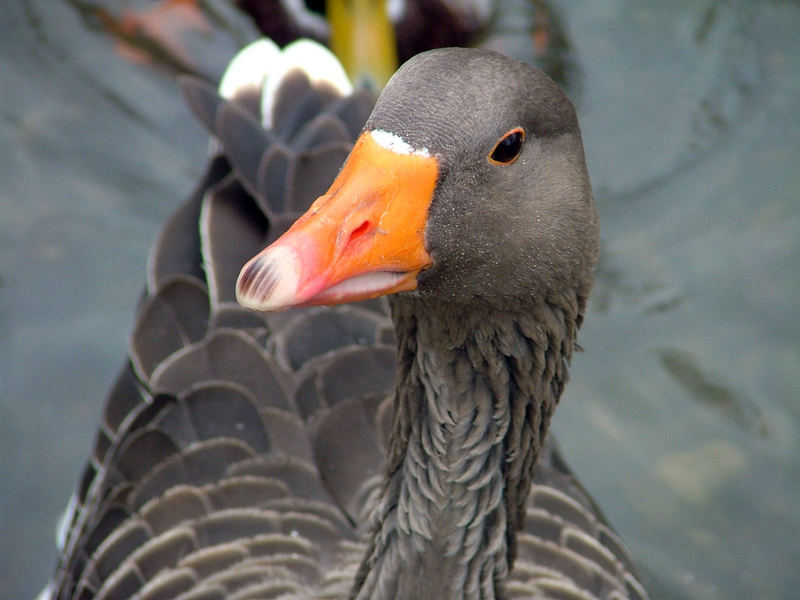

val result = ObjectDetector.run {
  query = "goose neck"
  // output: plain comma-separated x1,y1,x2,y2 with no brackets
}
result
352,295,579,599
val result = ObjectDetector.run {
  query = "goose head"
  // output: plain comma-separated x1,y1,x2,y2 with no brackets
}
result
236,47,597,313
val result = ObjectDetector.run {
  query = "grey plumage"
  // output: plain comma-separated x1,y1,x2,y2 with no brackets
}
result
48,48,649,600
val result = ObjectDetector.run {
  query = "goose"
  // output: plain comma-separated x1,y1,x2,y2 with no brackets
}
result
235,0,490,68
46,39,650,600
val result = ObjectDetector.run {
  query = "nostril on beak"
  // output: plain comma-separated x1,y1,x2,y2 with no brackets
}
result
346,220,373,246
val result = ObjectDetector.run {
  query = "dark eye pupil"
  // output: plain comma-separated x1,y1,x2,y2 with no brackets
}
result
490,130,523,163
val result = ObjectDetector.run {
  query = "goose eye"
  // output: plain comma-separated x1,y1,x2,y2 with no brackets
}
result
489,128,525,164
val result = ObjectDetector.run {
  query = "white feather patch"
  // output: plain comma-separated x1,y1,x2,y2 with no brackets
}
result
261,39,353,128
370,129,430,157
218,38,281,100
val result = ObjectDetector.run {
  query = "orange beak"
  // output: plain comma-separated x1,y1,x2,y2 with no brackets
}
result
236,131,438,311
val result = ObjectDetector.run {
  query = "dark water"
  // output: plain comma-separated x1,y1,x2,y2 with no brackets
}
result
1,1,798,599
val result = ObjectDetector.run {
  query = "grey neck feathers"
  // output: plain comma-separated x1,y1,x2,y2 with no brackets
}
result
351,292,581,600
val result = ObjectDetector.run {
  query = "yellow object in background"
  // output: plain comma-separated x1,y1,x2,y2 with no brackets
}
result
328,0,398,90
